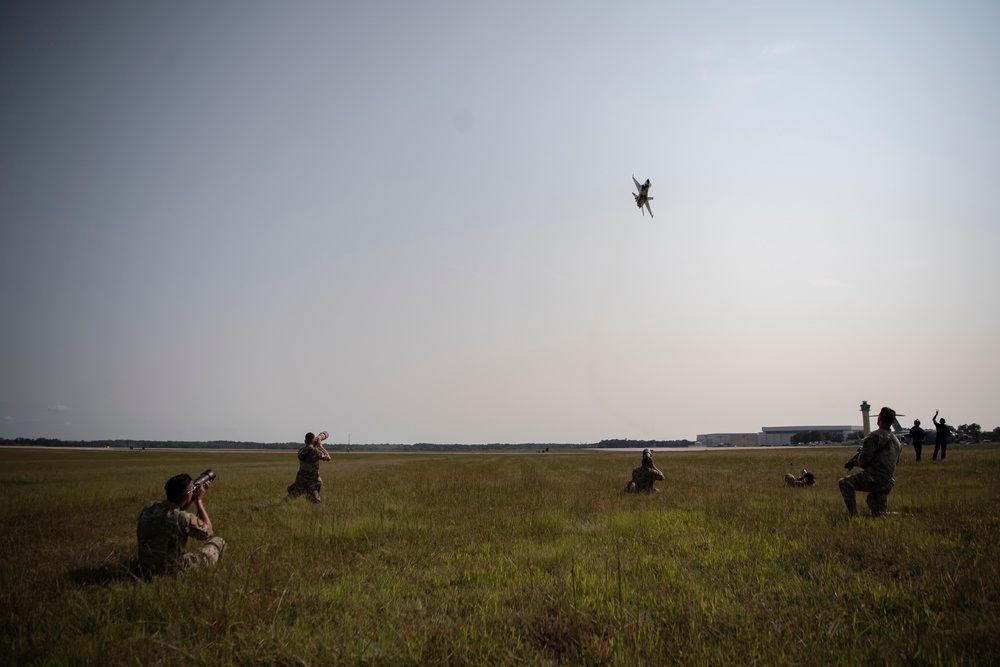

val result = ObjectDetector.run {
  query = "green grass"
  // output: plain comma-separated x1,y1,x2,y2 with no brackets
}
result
1,445,998,665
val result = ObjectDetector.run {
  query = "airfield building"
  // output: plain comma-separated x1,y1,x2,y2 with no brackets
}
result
758,425,862,446
697,426,864,447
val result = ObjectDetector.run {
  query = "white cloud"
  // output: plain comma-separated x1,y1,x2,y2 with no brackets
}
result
47,405,72,412
2,416,13,423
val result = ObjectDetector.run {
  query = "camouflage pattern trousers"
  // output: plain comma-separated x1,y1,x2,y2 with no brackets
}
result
839,470,892,517
287,480,323,503
179,537,227,570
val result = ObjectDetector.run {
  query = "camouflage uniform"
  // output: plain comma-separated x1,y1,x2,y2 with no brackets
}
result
625,465,664,493
286,444,330,503
839,428,901,516
785,470,817,487
136,500,225,574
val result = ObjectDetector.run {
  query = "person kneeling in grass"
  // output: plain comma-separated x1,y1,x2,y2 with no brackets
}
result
136,473,225,575
286,430,331,503
839,406,902,517
625,449,664,493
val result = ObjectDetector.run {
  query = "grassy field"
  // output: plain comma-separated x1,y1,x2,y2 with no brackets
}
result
1,444,998,666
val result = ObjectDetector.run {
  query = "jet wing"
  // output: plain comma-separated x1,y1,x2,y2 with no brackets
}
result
644,200,653,218
632,175,642,192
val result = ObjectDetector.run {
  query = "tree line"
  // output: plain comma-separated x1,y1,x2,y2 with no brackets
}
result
3,430,995,451
0,437,694,451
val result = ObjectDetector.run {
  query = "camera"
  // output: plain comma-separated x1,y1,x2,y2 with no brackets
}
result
193,469,216,487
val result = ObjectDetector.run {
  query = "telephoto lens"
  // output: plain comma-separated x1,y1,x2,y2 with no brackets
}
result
193,469,216,487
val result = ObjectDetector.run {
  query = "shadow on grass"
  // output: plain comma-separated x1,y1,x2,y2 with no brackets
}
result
258,498,295,509
233,499,295,514
66,559,146,587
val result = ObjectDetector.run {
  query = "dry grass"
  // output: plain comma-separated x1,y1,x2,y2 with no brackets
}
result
1,444,998,665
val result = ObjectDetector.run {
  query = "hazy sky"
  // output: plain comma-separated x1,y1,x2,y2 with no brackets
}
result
2,1,998,444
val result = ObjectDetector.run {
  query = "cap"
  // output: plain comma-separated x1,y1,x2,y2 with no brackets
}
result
877,406,902,421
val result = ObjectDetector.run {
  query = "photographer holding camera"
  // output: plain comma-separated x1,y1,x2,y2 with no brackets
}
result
785,469,817,487
285,431,332,503
136,470,226,575
625,449,664,493
838,407,902,517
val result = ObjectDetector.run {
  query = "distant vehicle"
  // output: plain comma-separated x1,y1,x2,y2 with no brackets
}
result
631,175,654,218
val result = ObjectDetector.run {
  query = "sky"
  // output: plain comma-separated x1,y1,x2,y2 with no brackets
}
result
2,1,999,444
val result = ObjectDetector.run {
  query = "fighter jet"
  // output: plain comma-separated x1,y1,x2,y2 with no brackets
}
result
632,175,653,217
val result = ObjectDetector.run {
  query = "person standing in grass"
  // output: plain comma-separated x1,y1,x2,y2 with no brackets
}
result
136,473,226,575
286,431,331,503
908,419,926,461
839,406,903,517
625,449,664,493
932,411,954,461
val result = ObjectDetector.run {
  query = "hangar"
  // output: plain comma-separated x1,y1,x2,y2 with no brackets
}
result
697,425,863,447
759,425,862,446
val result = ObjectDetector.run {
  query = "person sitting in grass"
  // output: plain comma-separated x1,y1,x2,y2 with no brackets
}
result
625,449,665,493
839,406,903,517
785,469,817,487
136,473,225,575
285,430,331,503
